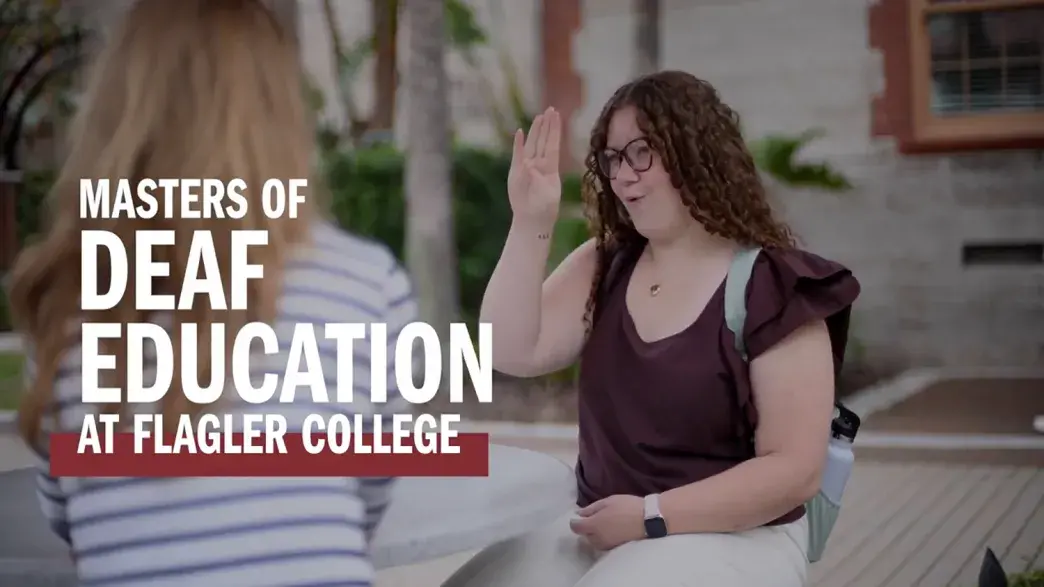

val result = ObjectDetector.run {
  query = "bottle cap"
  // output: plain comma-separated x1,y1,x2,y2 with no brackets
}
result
831,417,857,440
831,402,861,440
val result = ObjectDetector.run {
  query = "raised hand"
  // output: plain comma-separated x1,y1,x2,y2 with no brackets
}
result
507,107,562,229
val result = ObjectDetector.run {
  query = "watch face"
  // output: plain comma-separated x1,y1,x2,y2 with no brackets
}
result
644,517,667,538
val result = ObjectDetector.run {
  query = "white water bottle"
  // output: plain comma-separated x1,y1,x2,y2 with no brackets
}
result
820,405,859,505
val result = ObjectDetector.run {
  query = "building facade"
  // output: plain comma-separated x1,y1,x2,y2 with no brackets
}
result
73,0,1044,370
333,0,1042,372
551,0,1044,370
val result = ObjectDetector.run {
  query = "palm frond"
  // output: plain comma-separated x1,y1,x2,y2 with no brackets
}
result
749,129,852,192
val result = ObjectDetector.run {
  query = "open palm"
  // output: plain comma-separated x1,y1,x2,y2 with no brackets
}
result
507,107,563,228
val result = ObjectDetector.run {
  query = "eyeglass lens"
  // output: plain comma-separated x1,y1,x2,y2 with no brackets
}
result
598,138,653,179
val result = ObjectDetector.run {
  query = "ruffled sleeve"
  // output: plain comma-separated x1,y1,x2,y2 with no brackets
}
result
742,247,861,373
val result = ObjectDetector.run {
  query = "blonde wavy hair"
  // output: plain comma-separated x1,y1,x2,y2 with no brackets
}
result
10,0,319,448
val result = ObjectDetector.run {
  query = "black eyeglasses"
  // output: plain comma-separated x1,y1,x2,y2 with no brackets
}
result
596,137,654,179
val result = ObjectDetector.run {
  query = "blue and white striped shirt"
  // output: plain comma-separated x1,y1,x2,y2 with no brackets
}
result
27,220,418,586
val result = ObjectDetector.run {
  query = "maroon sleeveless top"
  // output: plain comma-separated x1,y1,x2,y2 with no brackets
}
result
575,244,861,526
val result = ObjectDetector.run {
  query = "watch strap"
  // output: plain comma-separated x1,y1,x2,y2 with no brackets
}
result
643,493,662,519
642,493,668,538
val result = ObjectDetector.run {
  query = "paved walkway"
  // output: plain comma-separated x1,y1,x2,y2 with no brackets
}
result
2,432,1041,587
0,435,34,474
0,333,21,353
863,377,1044,436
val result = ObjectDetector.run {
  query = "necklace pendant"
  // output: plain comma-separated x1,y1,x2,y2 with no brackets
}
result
649,284,661,297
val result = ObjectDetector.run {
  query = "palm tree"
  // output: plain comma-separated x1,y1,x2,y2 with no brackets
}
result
634,0,660,76
748,129,852,192
268,0,298,42
402,0,458,340
0,0,86,274
371,0,398,134
1,0,85,171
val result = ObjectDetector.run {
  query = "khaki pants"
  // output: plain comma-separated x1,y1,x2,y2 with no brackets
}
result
442,512,809,587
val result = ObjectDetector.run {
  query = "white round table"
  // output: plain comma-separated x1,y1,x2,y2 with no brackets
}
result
371,444,577,568
0,444,577,584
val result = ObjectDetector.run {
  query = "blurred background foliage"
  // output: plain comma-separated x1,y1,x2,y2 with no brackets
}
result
2,0,853,387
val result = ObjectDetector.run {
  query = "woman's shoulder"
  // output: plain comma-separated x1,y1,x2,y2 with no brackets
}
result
283,221,414,320
299,221,408,284
307,220,401,272
750,246,859,290
741,246,861,362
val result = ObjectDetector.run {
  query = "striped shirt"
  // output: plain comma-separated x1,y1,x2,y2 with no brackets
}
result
27,220,418,587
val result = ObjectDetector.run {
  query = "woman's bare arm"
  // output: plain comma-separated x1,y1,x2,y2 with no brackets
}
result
479,233,597,377
480,108,594,377
657,320,836,533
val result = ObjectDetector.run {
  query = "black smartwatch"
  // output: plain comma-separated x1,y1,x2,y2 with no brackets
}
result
643,493,668,538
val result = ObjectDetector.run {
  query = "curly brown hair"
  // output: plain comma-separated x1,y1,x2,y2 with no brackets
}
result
580,70,796,330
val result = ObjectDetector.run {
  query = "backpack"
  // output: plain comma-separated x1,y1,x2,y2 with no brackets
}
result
595,243,849,563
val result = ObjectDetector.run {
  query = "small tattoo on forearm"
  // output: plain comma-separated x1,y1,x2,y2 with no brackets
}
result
537,232,550,240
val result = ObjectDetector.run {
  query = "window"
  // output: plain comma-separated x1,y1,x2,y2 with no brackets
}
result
911,0,1044,144
870,0,1044,152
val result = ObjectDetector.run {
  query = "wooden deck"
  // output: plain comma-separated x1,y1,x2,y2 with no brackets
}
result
493,437,1044,587
809,461,1044,587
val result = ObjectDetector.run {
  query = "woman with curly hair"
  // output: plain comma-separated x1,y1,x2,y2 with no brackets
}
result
459,70,861,586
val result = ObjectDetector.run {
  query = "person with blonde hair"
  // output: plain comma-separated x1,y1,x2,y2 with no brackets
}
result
9,1,415,585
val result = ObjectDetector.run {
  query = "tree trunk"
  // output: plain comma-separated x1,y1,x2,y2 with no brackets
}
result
371,0,399,133
320,0,364,139
267,0,300,42
0,171,22,277
634,0,660,77
402,0,458,346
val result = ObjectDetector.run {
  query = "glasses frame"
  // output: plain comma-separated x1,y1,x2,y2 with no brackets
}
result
597,137,654,180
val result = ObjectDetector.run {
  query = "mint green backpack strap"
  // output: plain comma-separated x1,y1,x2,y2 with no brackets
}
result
723,247,761,361
723,246,842,563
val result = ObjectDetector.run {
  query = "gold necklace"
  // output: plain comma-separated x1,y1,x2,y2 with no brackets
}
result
646,251,662,296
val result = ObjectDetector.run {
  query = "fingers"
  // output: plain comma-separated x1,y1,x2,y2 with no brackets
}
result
568,516,590,535
535,107,552,159
545,109,561,164
519,107,560,168
511,128,524,162
577,500,606,517
523,113,542,159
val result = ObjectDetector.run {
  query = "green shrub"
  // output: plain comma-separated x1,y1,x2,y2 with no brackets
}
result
1010,569,1044,587
2,170,49,331
13,169,52,246
323,145,508,326
321,145,588,326
12,147,593,344
0,285,9,331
